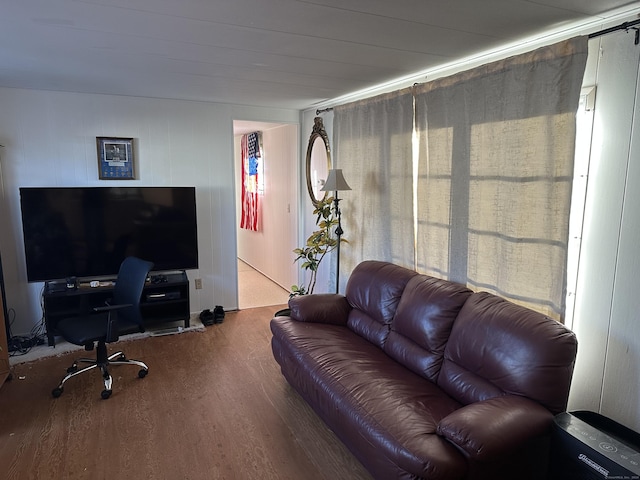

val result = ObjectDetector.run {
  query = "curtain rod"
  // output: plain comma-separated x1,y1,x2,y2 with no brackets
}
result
588,18,640,44
314,18,639,115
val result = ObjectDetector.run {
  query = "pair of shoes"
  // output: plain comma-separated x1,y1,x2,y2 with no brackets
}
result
213,305,225,324
199,309,215,326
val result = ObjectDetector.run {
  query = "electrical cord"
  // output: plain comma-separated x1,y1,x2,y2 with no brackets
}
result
8,314,46,356
7,286,47,356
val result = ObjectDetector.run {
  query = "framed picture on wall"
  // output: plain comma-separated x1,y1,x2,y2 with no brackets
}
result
97,137,135,179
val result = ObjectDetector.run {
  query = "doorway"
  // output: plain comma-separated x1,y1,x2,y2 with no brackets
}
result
233,120,299,309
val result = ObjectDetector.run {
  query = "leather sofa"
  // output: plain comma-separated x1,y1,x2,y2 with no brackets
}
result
270,260,578,479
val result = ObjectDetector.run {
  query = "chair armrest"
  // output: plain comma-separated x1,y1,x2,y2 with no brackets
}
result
288,294,351,325
93,303,132,342
93,304,132,313
436,395,553,461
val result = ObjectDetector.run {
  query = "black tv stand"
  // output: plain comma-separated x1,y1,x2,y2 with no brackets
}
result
149,274,168,284
43,271,190,346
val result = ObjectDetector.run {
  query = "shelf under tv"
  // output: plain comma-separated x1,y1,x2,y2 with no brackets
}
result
43,271,190,347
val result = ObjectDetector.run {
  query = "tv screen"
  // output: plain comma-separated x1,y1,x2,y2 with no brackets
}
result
19,186,198,282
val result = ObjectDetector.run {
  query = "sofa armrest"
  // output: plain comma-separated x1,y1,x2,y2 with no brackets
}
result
436,395,553,461
288,294,351,325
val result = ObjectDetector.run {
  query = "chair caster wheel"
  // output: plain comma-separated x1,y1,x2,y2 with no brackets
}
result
67,365,77,374
52,387,63,398
101,389,112,400
138,369,148,378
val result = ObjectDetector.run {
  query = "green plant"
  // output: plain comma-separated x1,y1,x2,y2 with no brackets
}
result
291,195,344,296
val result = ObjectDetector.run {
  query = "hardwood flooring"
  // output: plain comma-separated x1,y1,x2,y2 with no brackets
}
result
0,306,372,480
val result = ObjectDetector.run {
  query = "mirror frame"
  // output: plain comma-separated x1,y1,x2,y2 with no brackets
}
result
305,117,332,208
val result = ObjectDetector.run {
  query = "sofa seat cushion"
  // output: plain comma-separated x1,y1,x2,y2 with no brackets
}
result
271,317,467,479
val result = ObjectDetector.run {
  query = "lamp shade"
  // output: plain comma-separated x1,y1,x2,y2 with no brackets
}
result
321,169,351,192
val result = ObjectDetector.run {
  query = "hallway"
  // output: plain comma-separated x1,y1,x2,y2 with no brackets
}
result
238,259,290,309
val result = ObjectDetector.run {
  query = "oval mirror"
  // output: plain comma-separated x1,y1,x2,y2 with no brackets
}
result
305,117,331,207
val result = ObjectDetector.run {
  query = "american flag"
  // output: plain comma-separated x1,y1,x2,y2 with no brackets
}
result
241,132,261,231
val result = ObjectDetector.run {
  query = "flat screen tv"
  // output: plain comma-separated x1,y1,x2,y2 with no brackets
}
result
19,186,198,282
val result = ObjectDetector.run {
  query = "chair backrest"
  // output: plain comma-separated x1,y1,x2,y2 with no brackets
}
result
112,257,154,328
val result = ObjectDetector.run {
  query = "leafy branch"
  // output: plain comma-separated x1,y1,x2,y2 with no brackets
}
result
291,196,343,296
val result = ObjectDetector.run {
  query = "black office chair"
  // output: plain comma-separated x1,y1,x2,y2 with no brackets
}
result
52,256,154,399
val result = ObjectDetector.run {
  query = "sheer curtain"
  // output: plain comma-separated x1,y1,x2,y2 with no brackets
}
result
413,37,588,320
333,88,414,292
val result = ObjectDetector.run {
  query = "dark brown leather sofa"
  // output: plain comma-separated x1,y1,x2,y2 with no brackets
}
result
270,260,578,479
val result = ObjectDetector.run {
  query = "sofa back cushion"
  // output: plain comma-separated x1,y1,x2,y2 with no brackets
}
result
345,261,418,348
384,275,473,382
437,292,578,414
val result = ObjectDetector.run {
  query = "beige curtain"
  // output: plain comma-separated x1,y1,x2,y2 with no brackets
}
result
333,88,414,292
413,37,588,320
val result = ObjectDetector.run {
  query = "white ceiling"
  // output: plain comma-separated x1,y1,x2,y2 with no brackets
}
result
1,0,639,111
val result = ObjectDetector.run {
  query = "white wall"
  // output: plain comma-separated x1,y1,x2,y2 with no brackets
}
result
0,87,299,336
235,123,299,290
567,33,640,431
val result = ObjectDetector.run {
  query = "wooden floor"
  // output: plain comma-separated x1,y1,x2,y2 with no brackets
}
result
0,306,372,480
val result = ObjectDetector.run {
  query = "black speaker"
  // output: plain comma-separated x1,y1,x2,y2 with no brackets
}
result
549,411,640,479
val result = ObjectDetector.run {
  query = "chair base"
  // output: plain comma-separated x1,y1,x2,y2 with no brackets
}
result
52,341,148,399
